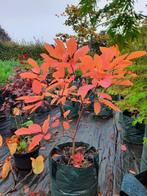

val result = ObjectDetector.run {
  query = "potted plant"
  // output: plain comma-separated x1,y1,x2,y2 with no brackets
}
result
0,114,59,181
4,38,146,195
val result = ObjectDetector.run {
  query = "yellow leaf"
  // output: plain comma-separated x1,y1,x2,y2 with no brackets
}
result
0,135,3,147
1,157,11,179
6,136,18,155
94,101,101,115
31,155,44,175
12,107,21,116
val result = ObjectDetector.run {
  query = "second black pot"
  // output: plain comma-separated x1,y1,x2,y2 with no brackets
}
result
13,146,39,170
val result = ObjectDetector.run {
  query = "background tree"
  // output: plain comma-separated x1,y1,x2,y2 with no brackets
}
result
0,25,11,42
57,0,145,50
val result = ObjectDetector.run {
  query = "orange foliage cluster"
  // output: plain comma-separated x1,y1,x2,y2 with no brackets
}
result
0,37,146,178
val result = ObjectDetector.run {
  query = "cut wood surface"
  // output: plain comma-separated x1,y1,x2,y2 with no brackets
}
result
0,110,142,196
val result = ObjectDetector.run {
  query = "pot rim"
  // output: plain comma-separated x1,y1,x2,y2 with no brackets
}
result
50,142,98,170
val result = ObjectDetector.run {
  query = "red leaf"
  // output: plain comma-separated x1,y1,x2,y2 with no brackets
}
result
74,46,89,62
99,99,121,112
99,78,112,88
63,110,71,118
23,101,42,113
28,124,42,134
44,43,58,59
42,116,50,134
51,119,60,128
66,37,77,57
72,152,84,168
44,133,52,140
32,80,42,94
63,121,70,130
28,58,40,74
53,68,65,79
78,85,94,100
17,96,43,103
30,101,43,113
121,144,127,152
97,92,112,100
54,39,66,59
28,134,43,152
127,51,146,60
20,72,37,79
15,128,30,136
94,102,101,115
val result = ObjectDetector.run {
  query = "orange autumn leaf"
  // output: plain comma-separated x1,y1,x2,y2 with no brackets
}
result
54,39,66,59
74,45,89,62
67,37,77,57
51,119,60,128
94,102,101,115
28,134,43,152
20,72,37,79
99,99,121,112
127,51,146,60
44,133,52,140
17,95,43,103
63,121,70,130
32,80,42,94
117,80,133,86
15,126,41,136
0,135,3,147
42,116,50,134
28,58,40,74
78,85,94,100
97,92,112,100
1,157,11,179
63,110,71,118
31,155,44,175
23,101,42,113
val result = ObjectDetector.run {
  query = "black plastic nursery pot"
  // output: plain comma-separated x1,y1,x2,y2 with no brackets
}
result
120,111,145,144
13,146,39,170
49,142,99,196
0,112,11,136
120,170,147,196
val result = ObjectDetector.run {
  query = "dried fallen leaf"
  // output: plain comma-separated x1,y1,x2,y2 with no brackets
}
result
121,144,127,152
0,135,3,147
6,136,18,155
31,155,44,175
1,157,11,179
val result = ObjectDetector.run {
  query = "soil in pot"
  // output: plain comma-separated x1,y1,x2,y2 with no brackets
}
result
49,142,99,196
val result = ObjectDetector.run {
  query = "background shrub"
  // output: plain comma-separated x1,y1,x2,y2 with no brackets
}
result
0,41,45,61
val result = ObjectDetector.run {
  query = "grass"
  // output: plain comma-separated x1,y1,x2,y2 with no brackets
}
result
0,60,19,85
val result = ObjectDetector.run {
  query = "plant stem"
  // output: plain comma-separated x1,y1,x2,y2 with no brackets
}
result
71,105,85,157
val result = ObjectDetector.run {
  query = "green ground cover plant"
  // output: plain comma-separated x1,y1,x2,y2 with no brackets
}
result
0,60,19,84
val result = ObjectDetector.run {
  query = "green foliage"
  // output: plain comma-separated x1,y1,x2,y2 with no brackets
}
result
144,137,147,145
79,0,145,49
22,120,33,127
0,41,45,61
108,62,147,124
103,0,144,48
107,25,147,124
0,60,19,84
